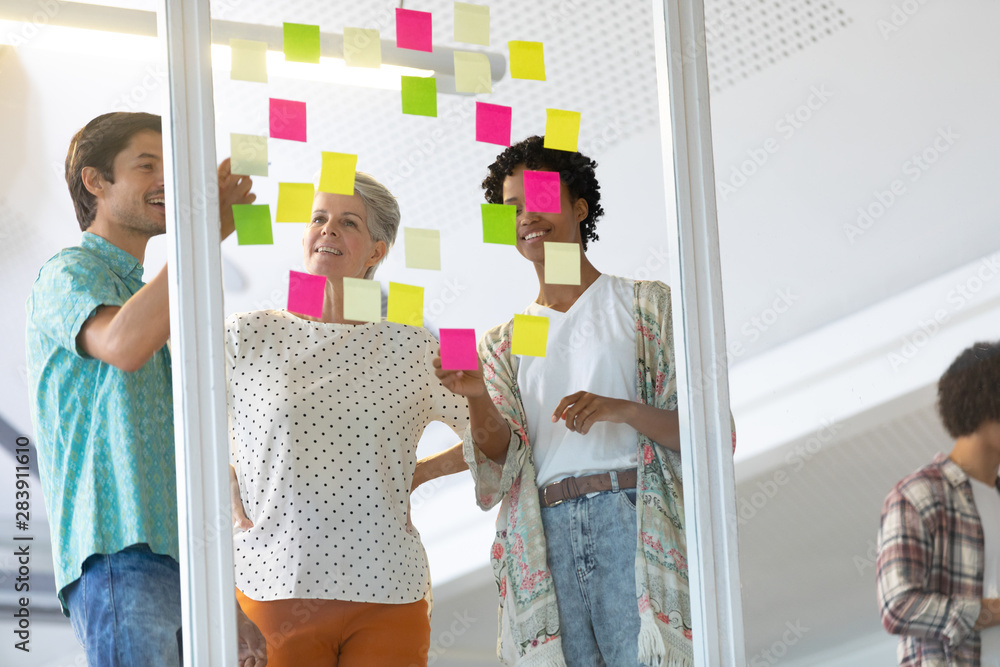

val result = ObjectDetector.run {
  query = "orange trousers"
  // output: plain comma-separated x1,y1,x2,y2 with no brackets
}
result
236,588,430,667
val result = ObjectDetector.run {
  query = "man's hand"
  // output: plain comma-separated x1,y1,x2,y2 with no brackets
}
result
432,356,488,399
218,158,255,240
236,601,267,666
230,465,253,532
552,392,631,435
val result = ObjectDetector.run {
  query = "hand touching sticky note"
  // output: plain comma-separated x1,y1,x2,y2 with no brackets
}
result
343,277,382,323
230,39,267,82
454,2,489,46
544,242,581,285
230,134,268,177
404,228,441,270
283,23,321,63
387,282,424,327
508,41,545,80
319,152,357,195
343,27,381,68
439,328,478,370
401,76,437,117
481,204,516,245
396,8,432,52
233,204,273,245
288,270,326,318
476,102,511,146
544,109,581,152
512,314,548,357
270,98,307,142
276,183,314,222
523,170,561,213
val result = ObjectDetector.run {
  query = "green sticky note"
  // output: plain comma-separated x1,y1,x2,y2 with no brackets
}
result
544,109,581,152
481,204,516,245
404,228,441,270
387,282,424,327
230,38,268,82
319,152,357,195
343,27,381,68
276,183,314,223
508,40,545,80
454,2,489,46
544,242,581,285
512,314,548,357
454,51,491,93
401,76,437,117
230,134,268,177
233,204,273,245
283,22,321,63
343,277,382,323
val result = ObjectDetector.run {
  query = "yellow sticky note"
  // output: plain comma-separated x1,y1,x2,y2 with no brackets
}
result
230,134,268,177
276,183,314,223
319,152,357,195
544,242,581,285
512,314,548,357
404,228,441,270
544,109,581,152
454,2,489,46
508,41,545,81
343,277,382,323
454,51,492,93
343,27,381,68
387,282,424,327
231,39,268,82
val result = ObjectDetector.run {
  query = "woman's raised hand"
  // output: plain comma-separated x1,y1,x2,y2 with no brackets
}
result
433,355,488,399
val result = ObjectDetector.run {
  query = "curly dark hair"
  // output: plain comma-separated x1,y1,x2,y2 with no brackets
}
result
481,135,604,250
937,341,1000,438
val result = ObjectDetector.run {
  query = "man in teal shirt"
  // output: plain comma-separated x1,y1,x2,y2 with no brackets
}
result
26,112,266,666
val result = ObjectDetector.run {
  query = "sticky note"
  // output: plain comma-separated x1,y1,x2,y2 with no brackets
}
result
439,328,478,370
508,41,545,80
230,39,267,82
512,314,548,357
232,204,273,245
523,170,561,213
396,8,432,52
454,2,489,46
343,27,381,68
482,204,516,245
288,270,326,318
387,282,424,327
404,228,441,270
283,22,321,63
544,109,581,152
269,98,307,142
544,242,581,285
230,134,268,177
401,76,437,117
276,183,314,223
475,102,511,146
343,277,382,323
454,51,491,93
319,152,357,195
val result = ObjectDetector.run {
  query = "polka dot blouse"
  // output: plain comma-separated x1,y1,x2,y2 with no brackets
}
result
225,310,469,604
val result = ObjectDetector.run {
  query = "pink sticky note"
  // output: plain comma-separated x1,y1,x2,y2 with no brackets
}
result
523,170,561,213
476,102,511,146
396,8,432,52
439,328,478,371
287,270,326,318
270,98,307,142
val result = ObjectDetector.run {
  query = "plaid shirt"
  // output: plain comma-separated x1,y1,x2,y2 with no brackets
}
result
877,453,984,666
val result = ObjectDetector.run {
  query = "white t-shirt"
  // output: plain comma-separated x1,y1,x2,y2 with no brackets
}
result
225,310,468,604
971,477,1000,665
516,274,638,488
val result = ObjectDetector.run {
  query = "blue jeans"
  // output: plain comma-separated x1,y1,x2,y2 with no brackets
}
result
64,544,183,667
540,485,643,667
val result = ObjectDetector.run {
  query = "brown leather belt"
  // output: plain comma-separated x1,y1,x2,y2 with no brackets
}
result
538,470,637,508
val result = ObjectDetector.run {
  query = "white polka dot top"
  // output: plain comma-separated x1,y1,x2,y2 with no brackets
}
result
225,310,469,604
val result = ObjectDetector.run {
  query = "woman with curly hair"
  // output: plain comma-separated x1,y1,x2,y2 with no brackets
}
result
418,136,734,666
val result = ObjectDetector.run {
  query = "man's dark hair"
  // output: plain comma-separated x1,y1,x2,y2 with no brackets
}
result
65,112,162,231
937,341,1000,438
482,135,604,250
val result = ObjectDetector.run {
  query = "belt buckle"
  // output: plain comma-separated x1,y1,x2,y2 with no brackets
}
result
544,485,564,508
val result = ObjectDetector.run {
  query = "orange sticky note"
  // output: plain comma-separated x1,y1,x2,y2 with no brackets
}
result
319,152,357,195
512,314,548,357
387,282,424,327
508,41,545,80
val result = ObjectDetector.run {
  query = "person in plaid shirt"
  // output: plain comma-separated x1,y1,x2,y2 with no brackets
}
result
877,341,1000,666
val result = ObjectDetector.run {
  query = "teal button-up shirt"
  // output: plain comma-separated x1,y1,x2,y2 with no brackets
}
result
25,231,179,615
